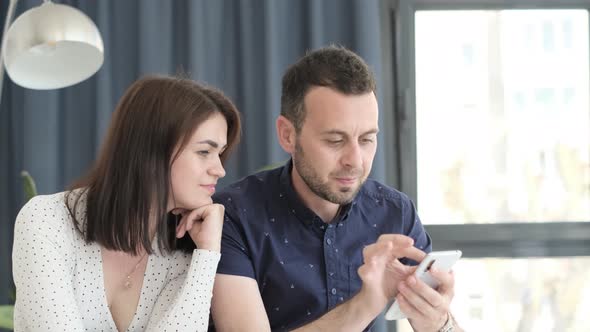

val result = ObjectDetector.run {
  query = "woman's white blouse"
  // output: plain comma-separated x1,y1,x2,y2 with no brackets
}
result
12,192,220,331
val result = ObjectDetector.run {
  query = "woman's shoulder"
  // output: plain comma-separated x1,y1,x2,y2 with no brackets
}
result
17,191,68,216
15,190,85,241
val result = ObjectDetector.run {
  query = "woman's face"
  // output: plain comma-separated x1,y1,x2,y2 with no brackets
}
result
168,112,228,211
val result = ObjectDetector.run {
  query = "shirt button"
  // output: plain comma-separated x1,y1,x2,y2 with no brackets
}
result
326,238,332,245
331,288,337,295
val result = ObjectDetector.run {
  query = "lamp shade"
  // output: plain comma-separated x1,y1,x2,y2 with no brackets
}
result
2,1,104,90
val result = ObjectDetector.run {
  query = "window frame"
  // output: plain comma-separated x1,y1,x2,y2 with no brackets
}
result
380,0,590,259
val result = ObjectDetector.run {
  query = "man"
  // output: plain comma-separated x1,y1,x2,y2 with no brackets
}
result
211,46,461,332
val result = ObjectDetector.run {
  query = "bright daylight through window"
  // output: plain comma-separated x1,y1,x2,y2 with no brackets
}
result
397,9,590,332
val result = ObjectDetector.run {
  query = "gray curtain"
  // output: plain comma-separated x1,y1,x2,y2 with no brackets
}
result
1,0,387,329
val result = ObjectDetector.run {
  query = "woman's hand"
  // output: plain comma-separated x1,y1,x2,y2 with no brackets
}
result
174,204,225,252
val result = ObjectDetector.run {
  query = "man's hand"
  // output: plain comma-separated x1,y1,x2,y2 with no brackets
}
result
396,267,456,332
174,203,225,252
291,234,427,332
355,234,427,315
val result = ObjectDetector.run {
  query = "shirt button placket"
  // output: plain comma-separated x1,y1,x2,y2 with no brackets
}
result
324,225,338,308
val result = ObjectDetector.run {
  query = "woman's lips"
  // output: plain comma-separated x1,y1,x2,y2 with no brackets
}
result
201,185,216,194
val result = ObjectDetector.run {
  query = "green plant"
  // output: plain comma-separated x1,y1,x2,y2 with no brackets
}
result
0,305,13,330
0,171,38,330
21,171,38,203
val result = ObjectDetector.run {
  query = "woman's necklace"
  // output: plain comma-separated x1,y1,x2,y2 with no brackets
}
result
123,252,148,289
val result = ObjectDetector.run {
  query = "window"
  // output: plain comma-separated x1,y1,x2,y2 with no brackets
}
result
398,257,590,331
415,9,589,225
387,2,590,332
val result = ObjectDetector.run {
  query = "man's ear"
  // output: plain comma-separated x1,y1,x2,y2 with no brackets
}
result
276,115,297,154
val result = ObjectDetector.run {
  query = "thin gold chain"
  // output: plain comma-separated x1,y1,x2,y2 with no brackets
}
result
123,252,147,289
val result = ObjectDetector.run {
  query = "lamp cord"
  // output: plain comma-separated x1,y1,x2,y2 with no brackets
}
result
0,0,19,106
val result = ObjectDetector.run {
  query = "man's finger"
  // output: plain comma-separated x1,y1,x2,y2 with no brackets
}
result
398,281,436,317
377,234,414,248
374,234,428,261
362,241,394,262
405,275,444,309
398,246,427,262
363,237,426,265
396,293,424,321
429,267,455,296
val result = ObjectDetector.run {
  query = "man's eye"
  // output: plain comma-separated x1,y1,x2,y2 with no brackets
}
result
326,140,343,145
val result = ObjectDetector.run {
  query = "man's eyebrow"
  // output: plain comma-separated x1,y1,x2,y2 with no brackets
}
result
320,129,379,136
360,129,379,135
320,130,347,136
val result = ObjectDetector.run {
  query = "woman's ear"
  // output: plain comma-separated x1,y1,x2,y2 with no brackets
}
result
276,115,297,154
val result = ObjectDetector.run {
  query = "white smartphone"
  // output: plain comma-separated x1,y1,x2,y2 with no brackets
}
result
384,250,462,320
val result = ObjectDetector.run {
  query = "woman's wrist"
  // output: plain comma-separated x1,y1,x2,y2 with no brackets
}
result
195,241,221,253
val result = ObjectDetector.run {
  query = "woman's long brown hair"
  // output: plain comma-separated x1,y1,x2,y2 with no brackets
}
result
66,76,241,255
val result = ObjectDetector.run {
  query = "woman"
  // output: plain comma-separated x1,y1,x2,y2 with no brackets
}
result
12,76,241,331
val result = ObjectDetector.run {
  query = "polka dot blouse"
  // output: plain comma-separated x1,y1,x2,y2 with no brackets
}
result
12,192,220,331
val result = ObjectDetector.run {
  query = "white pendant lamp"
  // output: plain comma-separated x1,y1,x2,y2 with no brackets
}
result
0,0,104,92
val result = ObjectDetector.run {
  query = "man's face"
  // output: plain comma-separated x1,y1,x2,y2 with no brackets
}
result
292,86,379,205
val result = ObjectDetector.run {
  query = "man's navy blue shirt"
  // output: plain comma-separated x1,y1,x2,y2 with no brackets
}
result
213,162,432,331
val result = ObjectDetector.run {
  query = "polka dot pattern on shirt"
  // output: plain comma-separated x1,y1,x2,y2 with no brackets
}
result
12,191,220,331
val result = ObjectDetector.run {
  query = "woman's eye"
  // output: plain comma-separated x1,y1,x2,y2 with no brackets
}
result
197,150,210,156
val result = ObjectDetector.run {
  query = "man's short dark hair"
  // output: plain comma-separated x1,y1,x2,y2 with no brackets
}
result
280,46,377,132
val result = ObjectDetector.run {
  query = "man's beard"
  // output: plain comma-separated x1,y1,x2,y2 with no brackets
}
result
293,142,365,205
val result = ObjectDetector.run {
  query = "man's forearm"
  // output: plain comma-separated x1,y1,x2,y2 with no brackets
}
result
292,291,382,332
